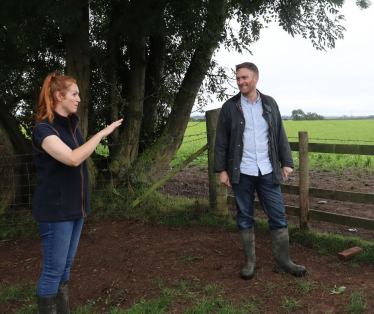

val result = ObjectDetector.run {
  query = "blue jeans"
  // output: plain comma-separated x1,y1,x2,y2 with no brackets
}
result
37,218,83,296
232,172,288,231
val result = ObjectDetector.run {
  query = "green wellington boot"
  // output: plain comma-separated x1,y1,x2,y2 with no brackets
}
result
239,229,256,280
270,228,306,277
37,294,57,314
57,281,70,314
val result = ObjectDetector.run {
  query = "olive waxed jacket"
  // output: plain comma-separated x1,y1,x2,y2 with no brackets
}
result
214,91,293,185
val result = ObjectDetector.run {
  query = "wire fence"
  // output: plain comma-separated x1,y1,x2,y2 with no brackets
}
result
1,120,373,231
0,136,211,230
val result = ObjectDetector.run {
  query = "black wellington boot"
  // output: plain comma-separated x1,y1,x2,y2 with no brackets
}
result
37,294,57,314
239,229,256,280
270,228,306,277
57,281,70,314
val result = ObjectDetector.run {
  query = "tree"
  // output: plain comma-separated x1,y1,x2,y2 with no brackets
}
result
304,112,324,120
292,109,306,120
292,109,324,120
0,0,371,203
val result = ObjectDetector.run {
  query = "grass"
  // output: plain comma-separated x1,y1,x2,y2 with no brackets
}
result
69,281,260,314
170,121,208,168
180,248,204,264
2,276,369,313
345,291,368,313
170,120,374,171
0,281,36,314
294,279,317,296
281,297,303,313
289,226,374,264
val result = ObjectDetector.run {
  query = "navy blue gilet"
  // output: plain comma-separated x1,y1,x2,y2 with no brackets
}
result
32,112,91,222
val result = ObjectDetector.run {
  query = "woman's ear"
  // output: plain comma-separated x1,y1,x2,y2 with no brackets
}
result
55,91,63,102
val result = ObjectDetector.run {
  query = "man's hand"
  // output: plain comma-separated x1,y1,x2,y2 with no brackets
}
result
282,167,293,178
220,171,231,187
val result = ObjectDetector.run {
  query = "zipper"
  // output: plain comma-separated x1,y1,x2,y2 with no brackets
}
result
68,119,86,218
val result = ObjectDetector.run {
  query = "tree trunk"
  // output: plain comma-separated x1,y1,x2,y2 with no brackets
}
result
130,0,226,183
0,102,31,156
140,7,166,152
106,1,124,142
64,0,90,140
0,102,32,213
112,36,147,175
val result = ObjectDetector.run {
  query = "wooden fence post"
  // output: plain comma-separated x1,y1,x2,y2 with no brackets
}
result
206,109,228,216
299,131,310,230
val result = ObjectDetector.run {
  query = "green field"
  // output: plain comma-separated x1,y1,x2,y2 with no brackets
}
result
283,119,374,143
172,119,374,171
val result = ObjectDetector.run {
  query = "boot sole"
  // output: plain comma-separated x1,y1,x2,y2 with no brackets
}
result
274,268,307,277
240,273,254,280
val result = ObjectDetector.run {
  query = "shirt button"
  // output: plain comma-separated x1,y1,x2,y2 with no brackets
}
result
238,144,240,146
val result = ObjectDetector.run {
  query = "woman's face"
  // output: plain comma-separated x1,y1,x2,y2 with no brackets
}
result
55,83,81,116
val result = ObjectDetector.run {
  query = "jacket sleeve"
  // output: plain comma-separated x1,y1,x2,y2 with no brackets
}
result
214,105,229,173
274,102,294,169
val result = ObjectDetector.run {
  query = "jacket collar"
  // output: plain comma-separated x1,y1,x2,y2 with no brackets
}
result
53,111,80,129
258,90,272,113
232,90,272,114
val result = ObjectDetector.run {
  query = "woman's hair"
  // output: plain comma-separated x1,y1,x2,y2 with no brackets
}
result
36,72,77,123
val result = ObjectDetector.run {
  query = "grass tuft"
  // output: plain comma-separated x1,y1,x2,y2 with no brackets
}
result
345,291,368,313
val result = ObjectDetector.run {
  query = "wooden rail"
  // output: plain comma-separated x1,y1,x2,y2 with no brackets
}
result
289,142,374,155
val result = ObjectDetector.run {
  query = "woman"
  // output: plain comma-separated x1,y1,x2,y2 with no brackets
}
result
32,72,122,314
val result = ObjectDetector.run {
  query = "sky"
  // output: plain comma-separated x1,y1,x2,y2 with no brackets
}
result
204,1,374,117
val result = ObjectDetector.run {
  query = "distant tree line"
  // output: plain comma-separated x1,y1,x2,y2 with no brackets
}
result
189,116,206,122
291,109,324,120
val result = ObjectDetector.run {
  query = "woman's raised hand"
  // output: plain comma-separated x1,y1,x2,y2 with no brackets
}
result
101,118,123,137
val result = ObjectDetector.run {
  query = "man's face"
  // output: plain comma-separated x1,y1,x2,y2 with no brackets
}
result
236,68,259,97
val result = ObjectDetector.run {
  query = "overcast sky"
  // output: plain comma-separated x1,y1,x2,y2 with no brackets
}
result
205,1,374,117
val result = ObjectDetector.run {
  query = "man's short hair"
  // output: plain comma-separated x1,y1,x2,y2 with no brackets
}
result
236,62,259,76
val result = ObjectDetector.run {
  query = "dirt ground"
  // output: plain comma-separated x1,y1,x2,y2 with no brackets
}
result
162,167,374,242
1,168,374,313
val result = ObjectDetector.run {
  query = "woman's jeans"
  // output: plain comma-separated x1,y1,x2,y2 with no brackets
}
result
232,172,288,231
37,218,83,296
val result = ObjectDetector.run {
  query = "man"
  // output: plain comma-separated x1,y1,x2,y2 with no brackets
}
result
214,62,306,280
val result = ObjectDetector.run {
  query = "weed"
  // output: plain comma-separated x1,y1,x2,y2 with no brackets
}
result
281,297,303,313
240,297,261,313
295,279,316,296
72,305,100,314
350,262,361,268
109,294,172,313
320,282,330,292
0,281,35,304
180,248,203,264
364,157,372,168
263,283,278,298
345,291,367,313
151,277,164,289
15,304,38,314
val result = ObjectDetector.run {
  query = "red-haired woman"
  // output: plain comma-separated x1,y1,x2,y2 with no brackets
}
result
32,72,122,313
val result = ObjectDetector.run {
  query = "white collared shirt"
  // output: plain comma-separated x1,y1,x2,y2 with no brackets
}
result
240,93,273,176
